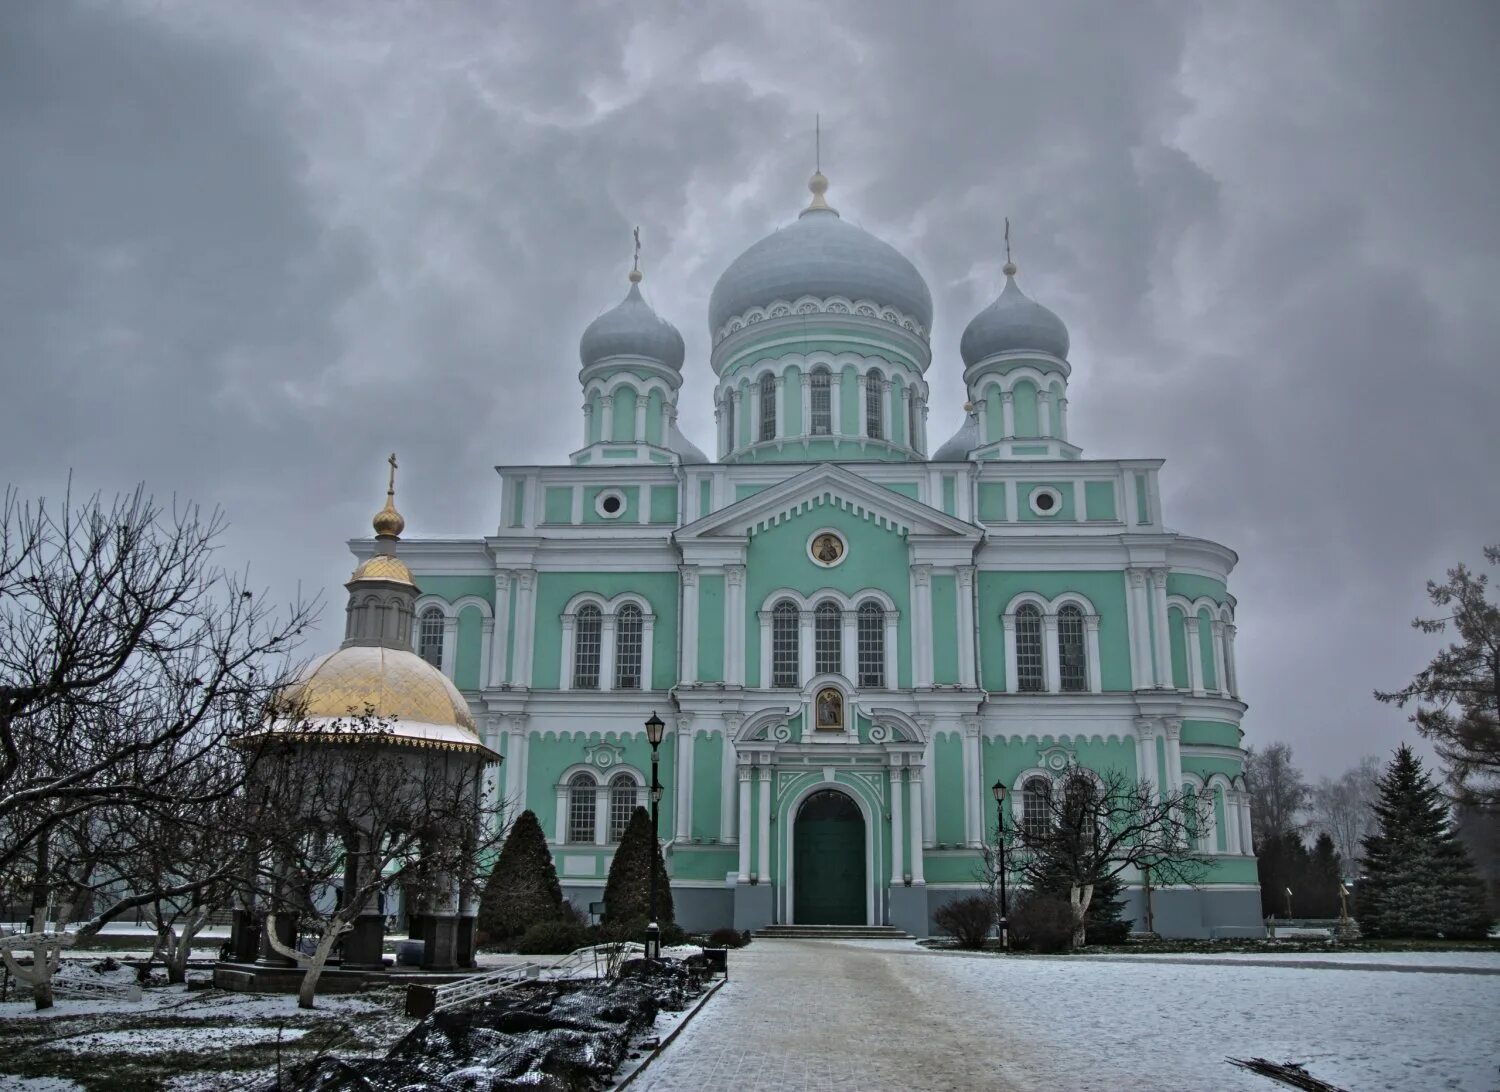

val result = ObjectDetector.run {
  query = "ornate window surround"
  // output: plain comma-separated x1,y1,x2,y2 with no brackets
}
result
1000,592,1103,694
1166,594,1238,699
559,592,657,692
756,588,899,690
411,593,495,685
554,763,646,846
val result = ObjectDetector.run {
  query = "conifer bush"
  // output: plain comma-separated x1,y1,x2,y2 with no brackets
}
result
477,810,565,945
1009,890,1075,953
934,895,994,949
602,805,675,930
1356,745,1491,939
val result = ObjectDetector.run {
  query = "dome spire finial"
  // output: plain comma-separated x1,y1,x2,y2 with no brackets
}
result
629,225,643,284
1003,217,1017,277
803,114,839,217
372,451,405,541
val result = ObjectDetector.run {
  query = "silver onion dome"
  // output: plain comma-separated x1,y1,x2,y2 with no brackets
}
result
959,265,1070,367
579,275,685,371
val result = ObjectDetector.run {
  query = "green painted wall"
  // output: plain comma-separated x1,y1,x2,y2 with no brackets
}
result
1197,607,1218,689
697,574,725,683
649,485,678,524
742,502,913,689
1085,481,1117,521
646,389,665,446
942,475,957,515
691,731,722,840
1182,720,1241,748
934,732,965,844
510,481,526,528
1018,481,1075,521
454,605,484,690
544,486,572,524
976,571,1132,691
1182,754,1245,781
582,485,639,524
1168,606,1189,688
699,478,712,517
735,483,768,501
882,481,919,499
930,574,959,684
531,571,679,689
978,482,1006,522
840,364,860,434
784,365,804,437
1168,573,1229,604
528,730,674,841
415,575,496,606
1214,786,1228,853
1013,380,1039,437
611,387,638,442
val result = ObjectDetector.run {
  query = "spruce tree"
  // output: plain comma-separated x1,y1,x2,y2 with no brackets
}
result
602,806,674,928
1031,853,1129,943
1357,745,1491,939
477,810,565,944
1305,832,1344,918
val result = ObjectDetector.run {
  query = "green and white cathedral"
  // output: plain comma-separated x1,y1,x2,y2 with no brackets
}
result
352,171,1260,937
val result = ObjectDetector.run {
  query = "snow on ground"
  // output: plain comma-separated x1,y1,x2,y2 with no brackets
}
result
1090,949,1500,970
53,1024,309,1054
637,939,1500,1091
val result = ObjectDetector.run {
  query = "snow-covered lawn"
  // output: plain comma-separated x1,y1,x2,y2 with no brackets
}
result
1086,948,1500,970
637,939,1500,1091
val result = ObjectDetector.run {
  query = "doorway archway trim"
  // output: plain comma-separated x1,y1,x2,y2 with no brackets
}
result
782,776,877,925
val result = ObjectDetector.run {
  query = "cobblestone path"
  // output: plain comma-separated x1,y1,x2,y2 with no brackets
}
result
634,939,1029,1091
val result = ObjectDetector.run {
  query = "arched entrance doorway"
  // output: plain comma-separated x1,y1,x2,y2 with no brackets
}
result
793,789,866,924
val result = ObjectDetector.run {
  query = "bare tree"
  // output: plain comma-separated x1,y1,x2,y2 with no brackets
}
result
1244,742,1309,847
1012,767,1210,947
0,485,311,1007
242,716,498,1009
1377,545,1500,813
1309,756,1382,878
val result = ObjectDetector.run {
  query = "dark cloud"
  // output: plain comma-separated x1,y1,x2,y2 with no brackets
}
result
3,0,1496,774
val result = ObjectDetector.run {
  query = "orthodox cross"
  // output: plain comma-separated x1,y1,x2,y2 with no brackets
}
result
632,226,641,275
387,452,398,498
1004,217,1011,266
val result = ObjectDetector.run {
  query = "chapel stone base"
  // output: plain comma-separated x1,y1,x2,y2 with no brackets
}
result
732,882,774,932
340,913,386,970
888,885,928,936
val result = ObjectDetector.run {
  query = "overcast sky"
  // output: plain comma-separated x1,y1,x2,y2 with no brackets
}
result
4,1,1497,778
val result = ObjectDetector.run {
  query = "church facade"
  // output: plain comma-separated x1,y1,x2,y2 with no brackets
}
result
356,172,1261,937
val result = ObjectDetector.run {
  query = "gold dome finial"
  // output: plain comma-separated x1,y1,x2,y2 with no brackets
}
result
629,225,643,283
372,452,405,539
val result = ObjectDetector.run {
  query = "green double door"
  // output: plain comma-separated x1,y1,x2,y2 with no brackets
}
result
793,790,866,925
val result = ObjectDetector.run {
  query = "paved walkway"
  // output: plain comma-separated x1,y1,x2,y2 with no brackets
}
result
633,940,1030,1091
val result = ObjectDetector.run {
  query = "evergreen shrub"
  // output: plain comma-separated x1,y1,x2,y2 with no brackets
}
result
514,921,594,955
602,806,675,927
477,810,565,945
934,895,994,949
707,927,750,949
1009,891,1075,953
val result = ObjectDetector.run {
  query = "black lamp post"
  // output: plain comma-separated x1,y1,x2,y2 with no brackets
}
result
644,711,666,960
992,780,1009,951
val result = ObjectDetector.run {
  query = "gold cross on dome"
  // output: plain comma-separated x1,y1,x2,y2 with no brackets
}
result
387,452,398,496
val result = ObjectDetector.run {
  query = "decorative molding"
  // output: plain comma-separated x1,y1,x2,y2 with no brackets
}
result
714,295,929,346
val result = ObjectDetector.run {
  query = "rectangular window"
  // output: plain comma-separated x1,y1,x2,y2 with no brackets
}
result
814,605,841,676
866,377,884,439
810,371,831,435
772,605,799,688
857,606,885,688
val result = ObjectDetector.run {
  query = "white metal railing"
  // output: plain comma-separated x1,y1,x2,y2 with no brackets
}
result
428,942,645,1012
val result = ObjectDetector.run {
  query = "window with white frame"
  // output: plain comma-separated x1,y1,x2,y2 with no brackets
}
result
1022,776,1052,838
772,600,799,688
727,393,737,449
573,604,602,689
814,600,841,676
865,370,884,439
759,373,776,441
1015,604,1045,692
1057,604,1087,692
857,600,885,688
615,603,643,689
608,773,639,841
568,772,596,843
810,368,831,435
417,607,444,667
907,395,917,449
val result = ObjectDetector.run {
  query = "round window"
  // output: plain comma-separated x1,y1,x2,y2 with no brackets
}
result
1029,487,1062,516
595,490,626,519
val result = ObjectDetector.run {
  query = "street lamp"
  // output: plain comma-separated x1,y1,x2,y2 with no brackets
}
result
644,711,666,960
991,780,1009,951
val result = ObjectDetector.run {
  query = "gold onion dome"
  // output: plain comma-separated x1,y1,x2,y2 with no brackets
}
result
372,451,405,538
277,646,487,753
350,554,414,586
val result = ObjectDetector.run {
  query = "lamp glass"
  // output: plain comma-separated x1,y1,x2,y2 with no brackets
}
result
992,780,1006,803
644,712,666,746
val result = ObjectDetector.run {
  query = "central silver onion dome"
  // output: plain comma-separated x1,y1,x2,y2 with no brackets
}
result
579,271,685,371
959,262,1070,366
708,172,933,337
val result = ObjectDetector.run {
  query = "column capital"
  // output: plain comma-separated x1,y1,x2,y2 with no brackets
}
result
1001,390,1015,404
1184,615,1200,634
725,564,746,587
1084,614,1101,632
1164,717,1183,740
494,567,514,582
1135,716,1158,739
675,712,695,733
678,565,698,586
956,565,976,588
517,570,536,591
1127,568,1148,588
722,712,744,734
961,714,982,738
1150,568,1168,589
911,563,932,587
1211,619,1226,637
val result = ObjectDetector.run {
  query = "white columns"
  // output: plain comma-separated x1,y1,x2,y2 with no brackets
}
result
856,374,869,435
830,374,842,434
1200,787,1218,854
674,717,695,843
1224,789,1243,855
1126,569,1151,689
599,616,617,692
757,766,771,881
503,717,528,820
883,610,899,689
1001,390,1016,438
600,394,615,441
1151,569,1172,688
908,767,926,884
798,609,815,685
721,715,741,844
581,401,594,448
724,565,746,687
890,766,905,882
1238,793,1254,855
559,614,577,690
1185,615,1206,694
1211,619,1229,696
881,380,892,439
680,567,699,684
910,565,933,686
439,616,458,679
901,386,913,448
841,610,858,680
774,376,786,440
1135,718,1157,800
633,396,647,441
748,382,762,444
478,618,495,688
976,398,991,444
800,377,812,436
758,611,773,688
1163,718,1184,799
1057,395,1069,440
956,566,977,688
1042,613,1062,693
1085,614,1103,693
918,719,936,846
1001,613,1018,692
1038,389,1053,437
490,570,513,686
511,571,537,688
736,761,753,882
962,717,983,847
1224,622,1239,697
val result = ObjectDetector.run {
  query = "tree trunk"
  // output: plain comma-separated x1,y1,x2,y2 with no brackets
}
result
1069,883,1095,948
170,911,210,985
296,925,346,1010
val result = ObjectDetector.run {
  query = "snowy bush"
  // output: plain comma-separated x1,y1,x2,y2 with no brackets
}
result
934,896,994,949
1010,891,1075,953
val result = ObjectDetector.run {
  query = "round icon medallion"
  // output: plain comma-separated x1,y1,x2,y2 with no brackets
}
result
809,531,846,567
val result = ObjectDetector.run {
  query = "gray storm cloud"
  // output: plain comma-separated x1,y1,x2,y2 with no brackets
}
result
2,0,1496,775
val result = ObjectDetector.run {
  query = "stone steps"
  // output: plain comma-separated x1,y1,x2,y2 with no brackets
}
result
752,924,913,940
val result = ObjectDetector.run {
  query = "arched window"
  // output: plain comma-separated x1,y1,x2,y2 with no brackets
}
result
568,773,596,843
1061,773,1100,851
907,395,918,450
1015,604,1044,692
759,373,776,441
865,370,884,439
857,601,885,688
814,600,842,676
615,603,643,690
772,600,800,688
810,368,832,435
608,773,638,842
417,607,444,668
726,392,737,450
573,604,602,689
1022,776,1052,839
1058,604,1087,692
